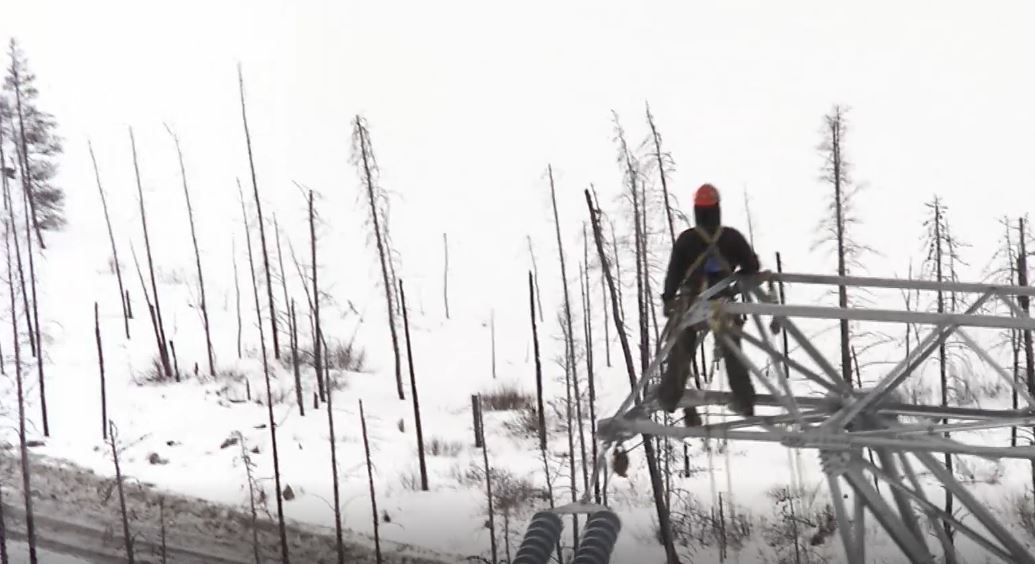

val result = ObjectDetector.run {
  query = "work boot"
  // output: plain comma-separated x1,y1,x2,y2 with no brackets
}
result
656,371,686,413
727,395,755,417
683,406,702,427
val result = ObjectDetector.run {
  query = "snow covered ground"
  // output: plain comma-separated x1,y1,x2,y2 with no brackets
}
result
2,3,1035,563
6,542,90,564
1,194,1033,563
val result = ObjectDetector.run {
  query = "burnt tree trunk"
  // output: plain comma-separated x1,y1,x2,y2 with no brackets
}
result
168,340,181,382
20,189,46,435
159,497,168,564
586,188,680,563
529,272,547,451
133,251,166,381
443,233,450,319
237,434,262,564
310,191,326,403
399,280,429,491
646,102,677,245
5,188,37,564
527,235,544,323
289,301,305,416
129,129,172,378
472,395,483,448
581,257,600,503
323,329,345,564
233,238,243,359
1018,218,1035,495
354,117,404,400
238,65,281,359
108,422,135,564
602,259,611,367
0,111,35,355
168,129,215,376
931,200,954,544
0,127,35,358
0,482,8,564
359,399,384,564
479,400,499,564
95,302,108,439
274,217,291,359
826,110,853,388
548,165,589,502
88,142,130,339
490,309,497,379
239,180,290,563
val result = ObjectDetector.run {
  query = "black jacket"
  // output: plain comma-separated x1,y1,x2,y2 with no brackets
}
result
662,224,759,302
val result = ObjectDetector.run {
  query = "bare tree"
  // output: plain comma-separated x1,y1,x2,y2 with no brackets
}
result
398,280,429,491
443,233,451,319
166,126,214,375
600,244,611,368
312,196,345,562
238,64,280,359
581,236,600,503
274,216,291,359
233,238,243,359
88,141,130,339
585,188,680,563
813,105,869,387
310,190,326,403
324,352,345,563
529,272,547,451
289,301,305,416
547,165,590,500
0,123,34,358
5,181,36,564
613,113,651,375
95,302,108,439
0,125,32,355
359,399,384,564
129,128,171,378
478,399,499,564
352,115,404,400
108,421,135,564
1017,217,1035,493
238,179,290,563
130,243,167,379
643,102,683,244
527,235,544,322
235,432,263,564
922,195,967,545
0,481,8,564
158,497,168,564
19,187,45,434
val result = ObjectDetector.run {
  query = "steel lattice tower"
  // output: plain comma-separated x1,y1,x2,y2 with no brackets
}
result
519,272,1035,564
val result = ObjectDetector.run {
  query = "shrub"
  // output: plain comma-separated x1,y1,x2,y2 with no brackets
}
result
480,383,534,411
426,437,464,457
503,404,544,439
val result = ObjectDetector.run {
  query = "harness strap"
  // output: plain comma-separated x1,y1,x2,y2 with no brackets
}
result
680,226,731,296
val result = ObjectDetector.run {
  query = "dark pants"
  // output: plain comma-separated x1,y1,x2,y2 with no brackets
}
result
657,316,756,413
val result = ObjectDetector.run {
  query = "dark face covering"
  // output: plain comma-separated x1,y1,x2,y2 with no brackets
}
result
694,204,721,233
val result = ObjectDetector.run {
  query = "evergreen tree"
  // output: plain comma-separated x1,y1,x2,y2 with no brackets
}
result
2,39,63,234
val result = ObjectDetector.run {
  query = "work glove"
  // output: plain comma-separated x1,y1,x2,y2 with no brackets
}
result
662,296,676,318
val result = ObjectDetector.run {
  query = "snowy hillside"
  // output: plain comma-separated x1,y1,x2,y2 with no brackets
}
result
3,2,1035,564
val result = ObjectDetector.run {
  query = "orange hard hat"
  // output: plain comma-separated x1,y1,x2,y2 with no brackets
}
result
694,183,720,207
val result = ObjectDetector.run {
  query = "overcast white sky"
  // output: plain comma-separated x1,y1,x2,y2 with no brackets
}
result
2,0,1035,314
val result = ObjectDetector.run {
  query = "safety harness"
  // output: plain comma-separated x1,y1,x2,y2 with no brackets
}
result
672,226,732,313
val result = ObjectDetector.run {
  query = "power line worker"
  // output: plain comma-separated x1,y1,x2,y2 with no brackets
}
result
659,183,760,419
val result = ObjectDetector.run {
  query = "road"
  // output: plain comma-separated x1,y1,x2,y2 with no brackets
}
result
1,451,449,563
